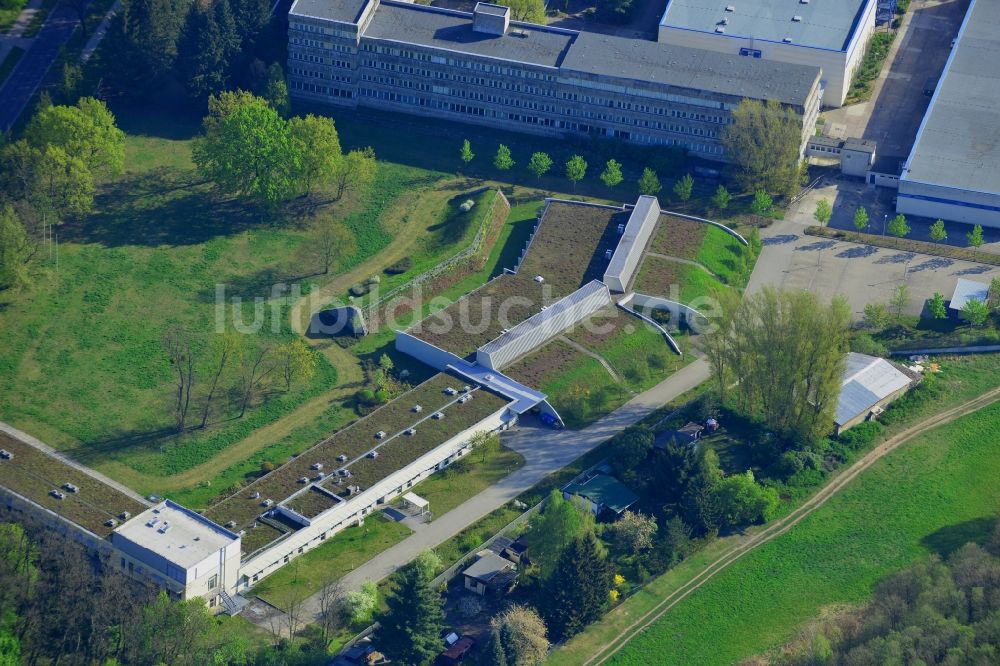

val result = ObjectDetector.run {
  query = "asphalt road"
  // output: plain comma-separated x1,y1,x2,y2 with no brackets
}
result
0,1,84,133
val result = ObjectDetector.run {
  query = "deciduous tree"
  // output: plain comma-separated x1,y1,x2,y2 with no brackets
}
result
288,113,342,195
527,489,593,577
928,292,947,320
607,510,657,552
199,330,240,428
638,167,661,196
889,283,910,323
308,213,356,275
565,154,587,190
962,298,990,327
853,206,869,238
751,189,772,216
487,605,549,666
527,151,553,180
494,144,515,171
0,206,34,292
600,158,623,190
887,213,911,247
722,98,803,197
162,327,195,432
277,339,316,391
334,147,377,200
262,61,290,117
863,302,891,331
25,97,126,177
673,173,694,202
459,139,474,169
967,224,985,260
929,218,947,243
711,184,731,211
711,470,779,530
506,0,545,23
814,199,832,226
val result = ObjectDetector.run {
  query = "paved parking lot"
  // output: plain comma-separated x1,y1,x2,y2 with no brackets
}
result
747,218,1000,318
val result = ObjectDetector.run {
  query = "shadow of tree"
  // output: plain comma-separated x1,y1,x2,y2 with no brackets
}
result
797,240,838,252
764,234,798,246
837,245,879,259
909,257,954,273
875,252,916,265
921,517,997,558
60,167,291,248
952,265,993,276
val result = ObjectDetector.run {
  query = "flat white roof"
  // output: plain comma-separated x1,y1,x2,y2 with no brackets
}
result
402,492,429,508
115,500,238,569
949,278,990,311
835,353,912,427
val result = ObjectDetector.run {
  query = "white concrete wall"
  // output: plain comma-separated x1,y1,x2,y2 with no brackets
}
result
897,180,1000,228
395,331,464,370
239,406,509,588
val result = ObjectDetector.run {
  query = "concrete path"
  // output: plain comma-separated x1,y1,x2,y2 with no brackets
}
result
80,0,117,62
250,357,711,632
646,252,717,277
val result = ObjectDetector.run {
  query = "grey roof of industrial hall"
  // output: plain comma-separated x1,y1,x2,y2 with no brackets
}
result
901,0,1000,196
365,1,576,69
834,353,912,427
949,278,990,311
562,31,820,106
659,0,873,52
290,0,370,24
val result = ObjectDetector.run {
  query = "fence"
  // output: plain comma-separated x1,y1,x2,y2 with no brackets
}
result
361,189,510,327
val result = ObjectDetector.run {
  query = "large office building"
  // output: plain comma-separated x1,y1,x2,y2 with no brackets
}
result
287,0,823,159
657,0,878,107
896,0,1000,228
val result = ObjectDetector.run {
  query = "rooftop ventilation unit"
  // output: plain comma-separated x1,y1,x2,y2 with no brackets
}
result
783,36,793,42
432,412,444,420
719,17,728,26
250,491,261,499
337,454,348,462
445,387,458,396
105,519,118,528
311,462,323,470
715,26,725,33
119,511,131,521
225,521,237,528
617,223,626,234
458,395,470,404
406,427,418,435
261,498,274,507
413,405,422,413
146,517,159,528
534,275,545,283
63,483,79,493
0,449,11,460
725,4,735,11
298,476,309,484
375,431,386,439
337,468,349,476
368,450,379,459
800,0,809,4
462,385,472,393
158,522,171,534
605,249,613,259
792,15,802,22
316,471,326,480
50,489,65,500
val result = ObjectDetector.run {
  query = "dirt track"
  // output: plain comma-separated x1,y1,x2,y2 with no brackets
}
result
581,384,1000,666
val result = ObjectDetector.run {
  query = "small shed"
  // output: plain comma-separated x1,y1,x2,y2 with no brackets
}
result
438,636,476,665
949,278,990,312
655,422,704,449
487,534,529,565
462,551,518,597
834,352,915,435
401,492,429,515
563,473,639,520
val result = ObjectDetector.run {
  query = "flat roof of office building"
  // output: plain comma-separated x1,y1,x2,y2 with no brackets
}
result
901,0,1000,196
290,0,370,24
365,1,576,69
659,0,873,52
562,31,819,106
114,500,239,570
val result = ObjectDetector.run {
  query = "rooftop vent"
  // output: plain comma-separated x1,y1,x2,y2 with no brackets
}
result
472,2,510,36
337,468,349,476
783,36,793,43
298,476,309,484
146,517,159,528
337,454,348,462
605,249,613,259
225,521,237,528
63,483,79,493
617,223,626,234
375,431,387,439
718,17,728,26
158,522,171,534
105,519,118,528
715,26,726,33
119,511,131,521
0,449,12,460
311,462,323,470
725,4,735,11
413,405,423,413
792,15,802,22
250,491,261,500
445,387,458,396
534,275,545,283
800,0,809,4
261,498,274,507
316,471,326,480
50,490,65,500
406,427,417,435
432,412,444,420
458,395,470,404
368,450,379,459
462,385,472,393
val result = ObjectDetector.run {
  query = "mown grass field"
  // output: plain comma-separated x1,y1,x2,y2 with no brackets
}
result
550,354,1000,665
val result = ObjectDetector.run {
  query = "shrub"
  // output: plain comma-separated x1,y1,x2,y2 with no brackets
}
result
349,283,369,297
851,332,888,357
459,199,475,212
260,461,275,473
384,257,413,274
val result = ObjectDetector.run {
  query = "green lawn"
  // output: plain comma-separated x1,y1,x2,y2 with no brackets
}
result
0,106,448,486
250,512,412,603
403,445,525,518
604,401,1000,666
695,225,752,287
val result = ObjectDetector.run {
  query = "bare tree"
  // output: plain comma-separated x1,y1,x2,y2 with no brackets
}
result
309,213,357,275
200,331,240,428
162,327,195,432
284,588,307,642
317,576,346,646
238,344,273,418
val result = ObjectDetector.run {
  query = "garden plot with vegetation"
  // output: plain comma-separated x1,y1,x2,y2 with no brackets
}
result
203,372,508,556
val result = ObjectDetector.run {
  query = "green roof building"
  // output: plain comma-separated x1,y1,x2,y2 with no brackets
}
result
563,473,639,519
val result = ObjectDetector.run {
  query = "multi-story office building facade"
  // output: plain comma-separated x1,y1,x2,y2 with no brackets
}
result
287,0,823,160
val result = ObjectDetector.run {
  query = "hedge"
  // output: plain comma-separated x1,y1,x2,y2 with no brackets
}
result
805,226,1000,267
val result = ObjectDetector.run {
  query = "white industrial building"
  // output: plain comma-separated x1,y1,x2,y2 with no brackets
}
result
604,195,661,293
896,0,1000,228
657,0,878,107
112,501,242,611
834,352,914,434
